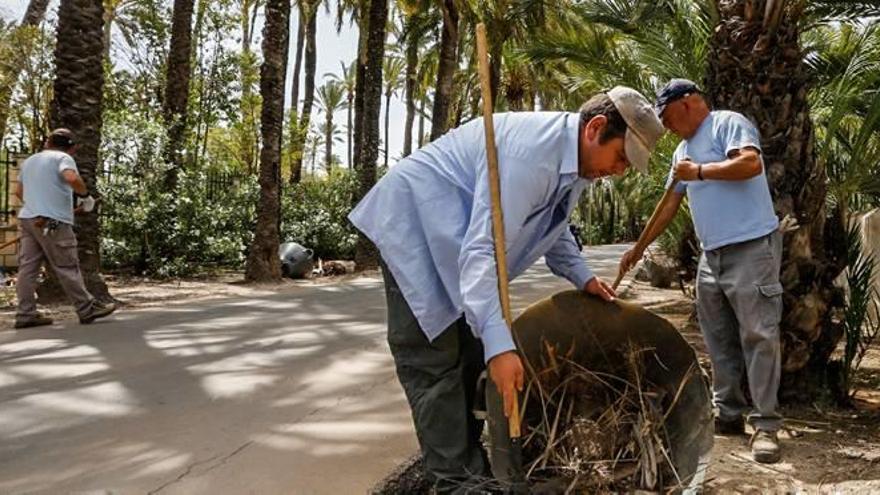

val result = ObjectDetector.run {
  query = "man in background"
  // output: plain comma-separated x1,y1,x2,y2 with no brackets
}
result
15,128,115,328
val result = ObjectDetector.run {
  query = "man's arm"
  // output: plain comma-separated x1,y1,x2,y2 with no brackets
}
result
544,225,615,300
61,169,88,196
673,147,762,181
459,155,553,364
15,181,23,201
620,191,686,272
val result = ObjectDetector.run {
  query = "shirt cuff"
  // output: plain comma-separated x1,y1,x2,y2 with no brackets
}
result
481,319,517,363
568,262,594,291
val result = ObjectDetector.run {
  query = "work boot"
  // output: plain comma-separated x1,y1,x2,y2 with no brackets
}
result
714,415,745,435
79,301,117,324
14,314,54,329
750,429,781,464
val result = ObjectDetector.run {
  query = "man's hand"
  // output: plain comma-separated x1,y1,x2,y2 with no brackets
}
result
488,350,524,419
584,276,616,301
673,159,700,181
75,195,96,214
619,248,644,275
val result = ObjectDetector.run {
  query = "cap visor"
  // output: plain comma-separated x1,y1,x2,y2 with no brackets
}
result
625,131,651,173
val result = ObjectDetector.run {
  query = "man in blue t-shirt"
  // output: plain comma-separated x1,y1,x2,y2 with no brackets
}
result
618,79,783,464
15,129,116,328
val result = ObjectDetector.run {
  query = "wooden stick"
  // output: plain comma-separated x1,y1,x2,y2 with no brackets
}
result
476,22,520,439
612,179,680,290
0,235,20,252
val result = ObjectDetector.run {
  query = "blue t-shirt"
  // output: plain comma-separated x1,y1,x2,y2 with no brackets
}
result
666,111,779,251
18,150,79,225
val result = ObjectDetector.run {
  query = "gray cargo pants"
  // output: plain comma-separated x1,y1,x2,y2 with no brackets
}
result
380,260,489,494
696,230,783,432
16,218,95,319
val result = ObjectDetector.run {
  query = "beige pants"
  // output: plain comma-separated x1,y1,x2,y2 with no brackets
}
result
16,217,94,319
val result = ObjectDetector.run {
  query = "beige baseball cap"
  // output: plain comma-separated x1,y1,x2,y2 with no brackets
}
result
607,86,665,173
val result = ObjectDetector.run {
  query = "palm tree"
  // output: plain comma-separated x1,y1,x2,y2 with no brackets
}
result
290,0,321,184
238,0,262,173
430,0,458,141
326,60,356,167
352,0,388,270
46,0,110,300
246,0,290,281
0,0,51,145
382,55,405,167
316,79,346,171
161,0,196,189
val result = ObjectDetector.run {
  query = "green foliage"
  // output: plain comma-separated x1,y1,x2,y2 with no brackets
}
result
99,109,258,276
840,221,880,402
281,170,358,261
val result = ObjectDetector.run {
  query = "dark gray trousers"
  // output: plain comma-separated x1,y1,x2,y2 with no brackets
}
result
380,261,489,494
696,231,783,432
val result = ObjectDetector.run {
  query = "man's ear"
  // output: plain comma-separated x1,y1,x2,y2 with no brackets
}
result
585,115,607,142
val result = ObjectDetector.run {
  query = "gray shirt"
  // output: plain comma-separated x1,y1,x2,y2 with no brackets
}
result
18,150,79,225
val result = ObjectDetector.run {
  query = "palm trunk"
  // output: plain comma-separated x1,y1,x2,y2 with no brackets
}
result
347,93,353,167
430,0,458,141
384,90,391,167
706,0,846,400
44,0,109,301
0,0,52,144
417,95,425,147
324,112,333,172
245,0,290,282
353,0,388,270
291,3,317,184
161,0,196,189
288,7,305,181
402,21,418,157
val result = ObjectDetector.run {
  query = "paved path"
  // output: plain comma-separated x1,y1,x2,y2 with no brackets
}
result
0,244,632,494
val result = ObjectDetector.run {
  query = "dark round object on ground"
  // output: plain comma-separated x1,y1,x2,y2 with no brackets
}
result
279,242,314,279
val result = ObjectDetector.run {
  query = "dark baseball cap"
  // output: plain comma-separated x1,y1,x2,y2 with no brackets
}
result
654,79,700,116
48,128,76,148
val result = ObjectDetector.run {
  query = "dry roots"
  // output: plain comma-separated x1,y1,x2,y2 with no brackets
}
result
519,340,694,494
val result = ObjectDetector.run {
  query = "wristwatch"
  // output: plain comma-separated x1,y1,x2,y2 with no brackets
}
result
697,164,704,181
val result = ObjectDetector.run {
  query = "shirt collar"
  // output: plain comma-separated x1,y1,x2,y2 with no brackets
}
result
561,112,579,176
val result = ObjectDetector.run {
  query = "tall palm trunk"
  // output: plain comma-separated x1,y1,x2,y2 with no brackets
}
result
239,0,260,173
45,0,109,300
402,26,417,157
347,91,353,167
246,0,290,282
430,0,458,141
290,2,317,184
353,0,388,270
417,94,425,147
0,0,52,145
162,0,196,189
288,7,305,182
384,89,391,167
706,0,846,399
324,111,333,172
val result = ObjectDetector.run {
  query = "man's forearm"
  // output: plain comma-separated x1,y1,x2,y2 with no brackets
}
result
71,177,88,196
700,150,762,181
638,195,682,252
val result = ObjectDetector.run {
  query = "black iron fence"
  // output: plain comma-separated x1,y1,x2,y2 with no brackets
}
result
1,147,23,226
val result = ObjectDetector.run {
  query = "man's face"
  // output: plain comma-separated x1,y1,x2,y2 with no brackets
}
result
660,98,691,138
579,116,629,180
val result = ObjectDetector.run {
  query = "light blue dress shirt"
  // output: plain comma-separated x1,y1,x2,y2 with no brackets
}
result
349,112,594,362
666,111,779,251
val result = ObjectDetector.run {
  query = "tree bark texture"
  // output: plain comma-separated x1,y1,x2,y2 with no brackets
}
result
288,7,305,182
246,0,290,282
353,0,387,270
430,0,458,141
161,0,196,188
45,0,109,301
402,24,418,157
290,2,317,184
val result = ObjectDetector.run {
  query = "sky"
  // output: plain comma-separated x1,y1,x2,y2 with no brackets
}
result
1,0,409,166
